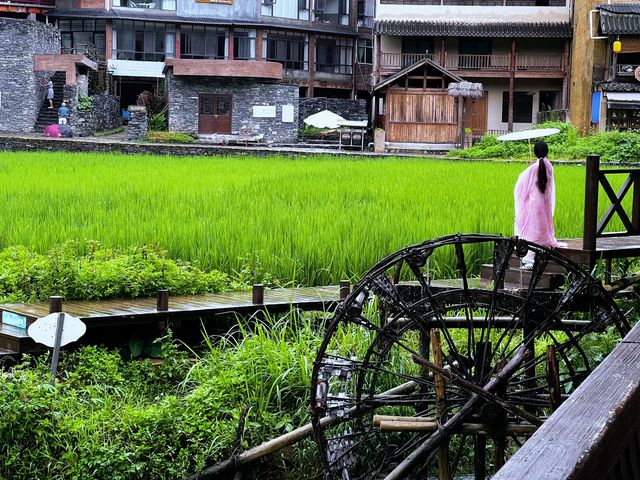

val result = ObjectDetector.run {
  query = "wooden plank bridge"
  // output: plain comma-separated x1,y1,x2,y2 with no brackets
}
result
0,283,349,357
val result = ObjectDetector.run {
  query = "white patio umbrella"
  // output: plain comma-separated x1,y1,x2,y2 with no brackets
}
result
497,127,560,158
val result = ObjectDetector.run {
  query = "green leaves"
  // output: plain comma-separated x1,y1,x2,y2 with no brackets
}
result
0,240,229,302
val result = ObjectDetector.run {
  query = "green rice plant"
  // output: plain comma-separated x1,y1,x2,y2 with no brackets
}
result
0,151,601,286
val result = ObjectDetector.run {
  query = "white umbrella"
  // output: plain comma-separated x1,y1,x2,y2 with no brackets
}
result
497,127,560,159
496,128,560,141
303,110,346,129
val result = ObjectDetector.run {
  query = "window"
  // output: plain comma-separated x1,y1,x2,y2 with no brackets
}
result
316,35,352,74
112,0,176,10
502,91,534,123
234,29,256,60
59,19,106,60
112,20,175,61
314,0,349,25
181,26,227,59
609,109,640,131
264,30,308,70
357,38,372,64
262,0,309,21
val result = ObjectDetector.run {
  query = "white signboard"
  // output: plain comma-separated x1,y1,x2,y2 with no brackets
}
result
282,105,294,123
253,105,276,118
28,312,86,348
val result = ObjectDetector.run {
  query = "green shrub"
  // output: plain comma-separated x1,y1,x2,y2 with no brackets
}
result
149,112,167,131
145,131,195,143
0,240,229,302
449,121,640,162
76,96,94,111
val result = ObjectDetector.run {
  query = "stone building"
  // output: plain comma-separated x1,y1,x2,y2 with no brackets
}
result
0,18,60,132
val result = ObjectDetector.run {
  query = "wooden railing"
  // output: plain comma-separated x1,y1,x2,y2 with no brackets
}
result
583,155,640,251
493,321,640,480
444,54,510,70
378,53,435,70
378,52,563,72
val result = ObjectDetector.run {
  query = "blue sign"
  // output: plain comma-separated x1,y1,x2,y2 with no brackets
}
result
591,91,601,124
2,311,27,329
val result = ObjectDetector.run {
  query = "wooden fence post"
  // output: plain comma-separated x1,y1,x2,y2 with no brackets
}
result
157,289,169,311
252,284,264,305
583,155,600,251
339,280,350,300
49,296,63,314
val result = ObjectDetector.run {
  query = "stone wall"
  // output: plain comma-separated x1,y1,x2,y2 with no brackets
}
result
167,74,299,143
73,93,120,136
298,98,368,128
0,18,60,132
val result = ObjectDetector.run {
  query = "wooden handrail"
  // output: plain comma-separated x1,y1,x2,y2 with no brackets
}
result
493,322,640,479
582,155,640,250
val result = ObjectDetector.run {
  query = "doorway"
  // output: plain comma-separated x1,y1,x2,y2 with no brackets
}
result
198,94,232,134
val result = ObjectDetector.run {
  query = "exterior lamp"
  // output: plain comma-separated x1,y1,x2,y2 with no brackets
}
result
613,40,622,53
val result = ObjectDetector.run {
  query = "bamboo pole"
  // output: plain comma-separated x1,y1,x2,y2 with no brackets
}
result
187,381,418,479
432,330,451,480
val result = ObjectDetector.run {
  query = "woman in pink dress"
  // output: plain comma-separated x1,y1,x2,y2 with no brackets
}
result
514,141,561,267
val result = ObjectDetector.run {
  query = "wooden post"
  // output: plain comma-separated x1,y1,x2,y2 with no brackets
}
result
252,284,264,304
157,289,169,311
584,155,600,251
508,38,516,132
339,280,350,300
632,172,640,233
431,330,451,480
49,295,63,314
546,345,562,411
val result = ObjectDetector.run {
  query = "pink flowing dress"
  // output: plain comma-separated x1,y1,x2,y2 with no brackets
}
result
514,158,560,249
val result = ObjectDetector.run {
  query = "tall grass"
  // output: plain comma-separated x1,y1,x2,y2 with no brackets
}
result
0,151,611,285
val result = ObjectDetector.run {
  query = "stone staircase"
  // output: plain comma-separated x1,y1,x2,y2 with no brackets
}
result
34,72,66,132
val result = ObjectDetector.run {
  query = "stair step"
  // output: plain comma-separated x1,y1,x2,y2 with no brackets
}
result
480,264,565,290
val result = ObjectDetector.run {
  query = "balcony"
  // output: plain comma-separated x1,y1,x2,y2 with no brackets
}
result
379,53,564,77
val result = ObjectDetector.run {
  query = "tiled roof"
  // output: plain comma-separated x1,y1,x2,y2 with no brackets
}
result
51,8,359,35
598,3,640,34
601,81,640,93
374,20,572,38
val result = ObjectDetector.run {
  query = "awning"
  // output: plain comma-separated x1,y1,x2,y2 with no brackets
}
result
605,91,640,109
107,59,164,78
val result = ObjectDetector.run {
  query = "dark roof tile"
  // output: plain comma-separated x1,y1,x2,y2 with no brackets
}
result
601,82,640,93
374,20,571,38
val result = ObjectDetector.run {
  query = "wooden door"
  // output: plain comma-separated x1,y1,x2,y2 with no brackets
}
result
466,95,488,139
198,94,232,134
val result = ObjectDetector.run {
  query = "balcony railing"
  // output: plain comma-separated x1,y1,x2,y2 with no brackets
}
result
379,52,435,70
445,54,510,70
379,53,564,73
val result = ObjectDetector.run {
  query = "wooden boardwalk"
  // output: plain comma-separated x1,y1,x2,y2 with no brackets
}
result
0,285,343,356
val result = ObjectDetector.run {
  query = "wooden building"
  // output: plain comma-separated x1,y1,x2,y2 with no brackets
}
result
373,0,572,147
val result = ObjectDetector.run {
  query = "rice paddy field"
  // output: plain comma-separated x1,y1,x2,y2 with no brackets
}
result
0,151,597,286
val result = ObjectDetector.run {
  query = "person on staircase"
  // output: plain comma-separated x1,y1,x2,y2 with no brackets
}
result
58,102,69,125
514,140,565,269
46,77,54,109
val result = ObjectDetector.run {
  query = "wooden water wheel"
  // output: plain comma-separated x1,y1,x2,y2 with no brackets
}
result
310,234,629,480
